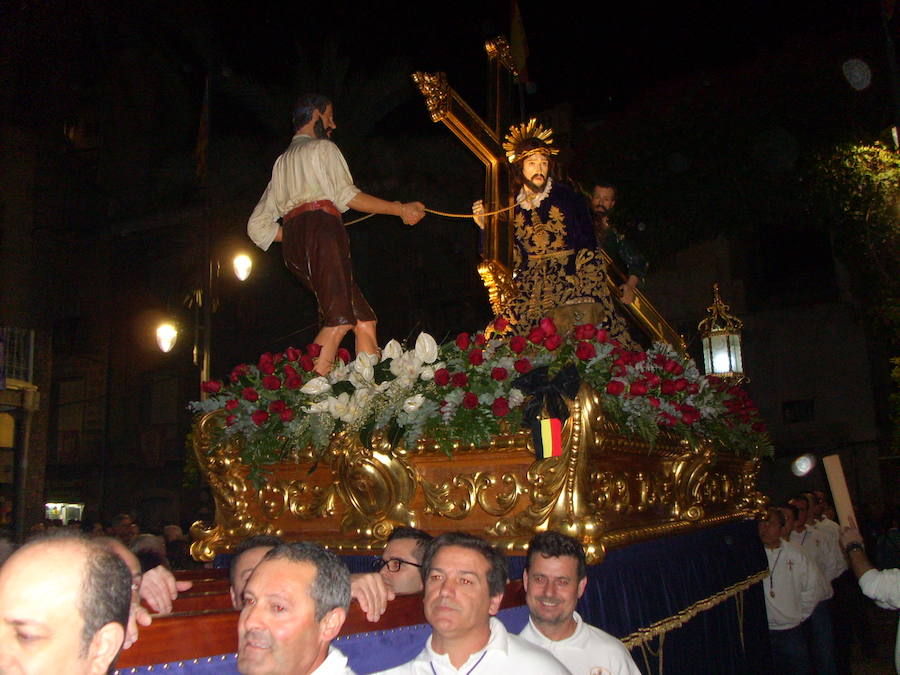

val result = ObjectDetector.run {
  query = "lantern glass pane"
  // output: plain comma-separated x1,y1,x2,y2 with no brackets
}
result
701,336,713,374
728,334,743,373
711,334,730,374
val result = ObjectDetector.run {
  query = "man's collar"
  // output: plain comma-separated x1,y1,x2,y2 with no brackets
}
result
516,177,553,211
423,617,509,667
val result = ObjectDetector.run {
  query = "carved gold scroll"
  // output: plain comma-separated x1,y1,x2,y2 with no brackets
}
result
190,384,765,564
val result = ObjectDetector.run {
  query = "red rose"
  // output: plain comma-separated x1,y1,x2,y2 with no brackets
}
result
251,410,269,425
451,372,469,388
574,324,597,341
674,378,688,392
543,333,563,351
645,373,661,388
606,380,626,395
514,358,532,374
648,396,660,408
663,359,679,374
630,381,649,396
225,414,237,426
491,367,508,381
509,336,527,354
285,375,303,390
575,341,596,361
672,363,684,376
494,317,509,332
242,387,259,402
539,317,557,336
273,352,284,364
258,361,275,375
474,333,486,347
201,380,222,394
434,368,451,386
686,382,699,394
455,333,470,350
681,406,701,424
300,354,315,372
527,326,546,344
268,400,287,413
468,349,485,366
280,409,295,422
462,392,479,409
224,399,239,411
491,397,510,417
337,348,351,364
751,422,766,433
285,347,302,362
262,375,281,391
595,329,609,343
306,343,322,358
283,364,298,379
230,364,249,383
612,364,627,377
660,380,677,395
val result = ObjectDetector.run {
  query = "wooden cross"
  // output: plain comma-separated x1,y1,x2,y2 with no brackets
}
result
412,36,518,316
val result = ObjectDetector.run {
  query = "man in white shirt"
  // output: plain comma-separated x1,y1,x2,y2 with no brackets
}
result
376,531,568,674
238,542,356,675
247,94,425,374
519,531,640,675
760,506,827,674
788,495,837,675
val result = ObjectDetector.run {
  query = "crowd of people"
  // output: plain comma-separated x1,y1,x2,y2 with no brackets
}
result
759,491,900,674
0,522,642,674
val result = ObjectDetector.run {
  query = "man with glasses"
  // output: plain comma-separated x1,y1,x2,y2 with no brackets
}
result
374,527,432,595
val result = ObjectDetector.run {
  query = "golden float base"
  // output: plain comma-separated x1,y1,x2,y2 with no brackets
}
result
190,384,765,564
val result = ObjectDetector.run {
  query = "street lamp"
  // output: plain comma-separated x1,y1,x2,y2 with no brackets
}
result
155,249,253,399
232,253,252,282
155,322,178,353
697,284,744,382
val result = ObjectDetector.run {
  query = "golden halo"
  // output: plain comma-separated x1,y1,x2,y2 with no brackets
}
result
503,118,559,163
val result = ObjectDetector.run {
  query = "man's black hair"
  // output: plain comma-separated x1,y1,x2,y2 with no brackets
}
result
387,526,433,560
420,532,508,597
263,542,351,621
292,94,332,131
525,531,587,581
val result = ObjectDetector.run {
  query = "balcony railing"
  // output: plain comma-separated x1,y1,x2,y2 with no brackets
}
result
0,326,35,386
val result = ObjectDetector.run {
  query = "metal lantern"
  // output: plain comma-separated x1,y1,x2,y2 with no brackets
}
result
697,284,744,380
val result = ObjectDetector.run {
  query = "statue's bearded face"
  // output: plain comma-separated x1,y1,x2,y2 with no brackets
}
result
314,104,337,139
521,153,549,194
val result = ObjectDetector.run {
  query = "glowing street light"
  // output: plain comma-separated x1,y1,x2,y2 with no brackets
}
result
232,253,252,281
156,322,178,353
791,453,817,477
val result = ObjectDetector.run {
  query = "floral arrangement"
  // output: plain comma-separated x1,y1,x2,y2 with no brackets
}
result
190,317,772,483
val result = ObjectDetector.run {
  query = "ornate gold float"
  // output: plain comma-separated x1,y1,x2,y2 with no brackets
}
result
190,382,764,564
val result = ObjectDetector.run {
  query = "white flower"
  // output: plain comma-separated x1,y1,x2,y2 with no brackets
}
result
305,400,331,414
326,393,353,423
414,333,439,364
353,352,377,383
403,394,426,413
390,351,424,380
300,377,331,395
382,339,403,362
508,388,525,408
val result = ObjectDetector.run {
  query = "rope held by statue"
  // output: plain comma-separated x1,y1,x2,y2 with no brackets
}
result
343,203,515,226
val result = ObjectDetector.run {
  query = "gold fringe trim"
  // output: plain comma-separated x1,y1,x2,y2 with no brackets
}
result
621,569,769,674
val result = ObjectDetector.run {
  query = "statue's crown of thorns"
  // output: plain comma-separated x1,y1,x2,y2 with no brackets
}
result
503,118,559,164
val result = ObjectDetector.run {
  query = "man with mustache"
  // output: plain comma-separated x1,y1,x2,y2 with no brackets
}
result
247,94,426,375
474,120,634,342
519,531,640,674
237,542,355,675
589,181,646,306
376,531,567,674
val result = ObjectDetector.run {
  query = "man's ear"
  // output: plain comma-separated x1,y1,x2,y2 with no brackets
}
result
488,592,504,617
319,607,347,642
522,569,530,592
88,622,125,675
230,587,240,610
577,576,587,600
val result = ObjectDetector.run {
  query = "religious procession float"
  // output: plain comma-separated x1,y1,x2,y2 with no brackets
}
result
184,37,774,673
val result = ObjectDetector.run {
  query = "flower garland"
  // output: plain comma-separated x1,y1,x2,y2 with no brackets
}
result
190,318,772,484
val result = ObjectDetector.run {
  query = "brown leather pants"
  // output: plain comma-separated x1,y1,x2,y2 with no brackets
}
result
281,209,376,326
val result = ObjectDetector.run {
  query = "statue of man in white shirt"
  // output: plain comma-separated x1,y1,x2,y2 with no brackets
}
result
247,94,425,374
